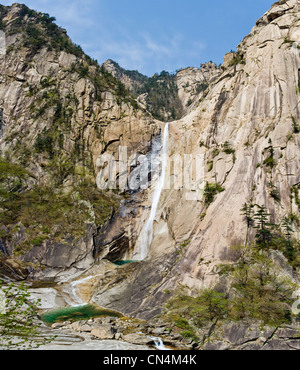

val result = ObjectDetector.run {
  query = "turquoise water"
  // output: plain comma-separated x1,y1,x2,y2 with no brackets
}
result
113,260,138,266
41,304,122,324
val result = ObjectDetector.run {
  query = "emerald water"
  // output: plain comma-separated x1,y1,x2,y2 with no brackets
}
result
41,304,122,324
113,260,138,266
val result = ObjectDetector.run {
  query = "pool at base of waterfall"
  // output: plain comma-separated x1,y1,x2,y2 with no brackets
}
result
41,304,122,324
113,260,138,266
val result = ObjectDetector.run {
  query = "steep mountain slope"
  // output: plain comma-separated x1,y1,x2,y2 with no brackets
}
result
1,1,300,343
102,59,221,121
0,3,159,281
91,0,300,321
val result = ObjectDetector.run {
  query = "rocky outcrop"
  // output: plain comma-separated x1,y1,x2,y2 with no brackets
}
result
176,62,221,115
90,0,300,319
201,321,300,350
1,1,300,340
22,224,97,282
0,3,160,281
102,59,147,93
49,314,193,349
103,59,221,121
164,0,300,291
43,311,300,350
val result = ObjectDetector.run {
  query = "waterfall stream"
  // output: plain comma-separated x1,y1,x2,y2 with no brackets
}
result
152,337,170,351
27,123,171,349
134,122,169,261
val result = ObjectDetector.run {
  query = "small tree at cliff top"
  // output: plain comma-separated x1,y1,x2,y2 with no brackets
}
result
0,281,54,350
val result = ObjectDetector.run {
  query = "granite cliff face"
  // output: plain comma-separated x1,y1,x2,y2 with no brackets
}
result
0,1,300,332
90,0,300,319
0,3,159,282
102,59,221,121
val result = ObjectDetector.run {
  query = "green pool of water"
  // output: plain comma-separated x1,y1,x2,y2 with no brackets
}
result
113,260,138,266
41,304,122,324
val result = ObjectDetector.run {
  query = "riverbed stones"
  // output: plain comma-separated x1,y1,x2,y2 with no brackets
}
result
91,325,115,340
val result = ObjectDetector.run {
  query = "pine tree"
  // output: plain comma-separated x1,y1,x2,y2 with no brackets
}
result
241,202,255,246
253,205,276,249
281,217,295,262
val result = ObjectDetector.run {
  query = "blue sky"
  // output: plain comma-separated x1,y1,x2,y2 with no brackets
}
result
2,0,275,76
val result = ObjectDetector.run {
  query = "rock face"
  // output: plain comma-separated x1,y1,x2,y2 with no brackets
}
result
201,321,300,350
91,0,300,318
102,59,148,93
23,224,96,282
103,59,221,121
0,3,159,281
176,62,221,115
1,0,300,330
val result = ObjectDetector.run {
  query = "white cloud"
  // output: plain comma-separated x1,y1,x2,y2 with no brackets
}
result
1,0,96,30
0,0,206,75
90,30,206,75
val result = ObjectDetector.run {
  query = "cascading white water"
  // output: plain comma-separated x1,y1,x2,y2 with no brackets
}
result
152,337,170,350
134,122,169,261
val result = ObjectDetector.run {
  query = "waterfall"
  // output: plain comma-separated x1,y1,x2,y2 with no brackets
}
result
134,122,169,261
152,337,170,351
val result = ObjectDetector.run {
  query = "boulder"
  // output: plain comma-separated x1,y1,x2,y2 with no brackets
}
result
91,325,115,340
122,333,153,346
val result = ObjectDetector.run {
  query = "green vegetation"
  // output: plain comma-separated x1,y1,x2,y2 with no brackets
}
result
163,203,299,338
203,182,225,206
291,184,300,211
0,18,5,31
1,5,137,109
229,53,246,67
196,83,209,94
222,141,235,155
241,202,255,246
291,116,300,134
34,130,55,158
0,157,120,254
241,202,300,266
163,288,228,341
283,38,294,45
0,281,55,349
207,160,214,172
263,156,276,168
263,141,276,170
220,245,295,326
3,5,87,58
269,182,281,202
164,245,296,337
136,71,183,121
